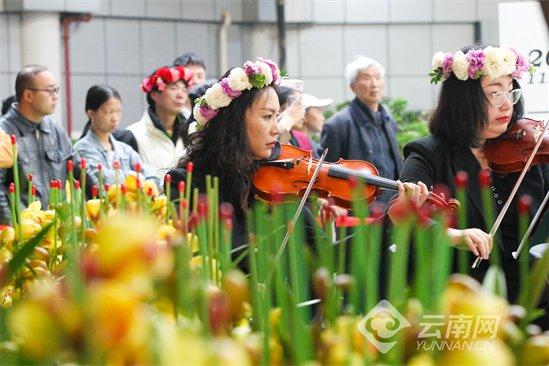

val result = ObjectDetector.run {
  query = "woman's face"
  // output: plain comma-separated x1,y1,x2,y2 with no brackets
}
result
245,87,281,160
88,97,122,134
304,107,325,133
479,75,515,141
152,80,188,114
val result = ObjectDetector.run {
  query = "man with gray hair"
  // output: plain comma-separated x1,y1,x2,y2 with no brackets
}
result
320,56,402,206
0,65,76,223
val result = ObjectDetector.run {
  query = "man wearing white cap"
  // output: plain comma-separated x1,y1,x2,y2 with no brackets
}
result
320,56,402,206
297,93,333,156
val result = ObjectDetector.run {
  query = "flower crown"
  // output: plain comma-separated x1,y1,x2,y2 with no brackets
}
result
140,65,193,93
429,46,535,84
193,58,280,126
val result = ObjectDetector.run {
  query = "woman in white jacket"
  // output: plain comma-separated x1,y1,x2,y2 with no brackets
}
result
115,65,192,181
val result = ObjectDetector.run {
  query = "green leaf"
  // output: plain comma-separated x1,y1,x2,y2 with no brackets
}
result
6,222,54,279
482,265,507,298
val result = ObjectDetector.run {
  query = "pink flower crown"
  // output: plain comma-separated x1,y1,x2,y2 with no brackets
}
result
429,46,535,84
140,65,193,93
193,58,281,126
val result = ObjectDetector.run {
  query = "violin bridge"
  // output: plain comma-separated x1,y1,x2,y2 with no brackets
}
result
307,156,313,176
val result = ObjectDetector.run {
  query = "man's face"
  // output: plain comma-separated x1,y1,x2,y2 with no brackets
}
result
186,64,206,86
350,66,384,107
28,71,58,116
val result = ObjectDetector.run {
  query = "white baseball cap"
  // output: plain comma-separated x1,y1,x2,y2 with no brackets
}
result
302,93,333,109
279,78,304,92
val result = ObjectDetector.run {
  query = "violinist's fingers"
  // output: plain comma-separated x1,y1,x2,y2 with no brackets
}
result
401,182,420,205
471,230,491,260
417,181,429,205
463,234,480,257
331,205,348,217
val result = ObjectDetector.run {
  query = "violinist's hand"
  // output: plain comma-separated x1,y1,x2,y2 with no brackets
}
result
317,197,347,224
396,181,429,207
388,181,429,223
447,227,492,260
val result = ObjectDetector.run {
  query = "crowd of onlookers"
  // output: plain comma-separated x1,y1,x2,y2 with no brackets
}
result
0,51,398,224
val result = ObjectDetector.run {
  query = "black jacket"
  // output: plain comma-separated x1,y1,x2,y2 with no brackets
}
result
320,99,403,205
400,135,549,302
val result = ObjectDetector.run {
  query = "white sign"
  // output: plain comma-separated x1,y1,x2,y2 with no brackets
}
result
499,1,549,120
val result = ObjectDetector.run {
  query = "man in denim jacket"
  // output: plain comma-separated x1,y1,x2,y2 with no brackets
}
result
0,65,76,224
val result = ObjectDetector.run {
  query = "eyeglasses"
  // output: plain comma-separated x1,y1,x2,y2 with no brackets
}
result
487,89,522,108
28,86,60,97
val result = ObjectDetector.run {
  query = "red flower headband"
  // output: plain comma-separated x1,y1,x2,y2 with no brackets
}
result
140,65,193,93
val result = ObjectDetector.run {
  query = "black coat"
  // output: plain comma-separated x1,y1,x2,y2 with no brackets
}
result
400,135,549,303
320,99,403,205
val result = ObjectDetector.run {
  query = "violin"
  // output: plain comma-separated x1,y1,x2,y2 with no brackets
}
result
485,118,549,173
252,144,460,213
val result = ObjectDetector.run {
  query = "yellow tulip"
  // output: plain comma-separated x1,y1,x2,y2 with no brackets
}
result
152,195,168,216
143,180,159,197
15,219,42,241
1,226,15,250
94,215,157,276
85,199,101,221
157,224,177,241
519,334,549,365
124,173,138,192
8,301,64,360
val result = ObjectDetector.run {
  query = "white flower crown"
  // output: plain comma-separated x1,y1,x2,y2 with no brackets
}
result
429,46,535,84
193,58,281,126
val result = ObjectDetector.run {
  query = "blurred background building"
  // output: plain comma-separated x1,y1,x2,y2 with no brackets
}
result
0,0,537,136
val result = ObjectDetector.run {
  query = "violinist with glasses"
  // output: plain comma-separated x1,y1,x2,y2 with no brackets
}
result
393,45,548,327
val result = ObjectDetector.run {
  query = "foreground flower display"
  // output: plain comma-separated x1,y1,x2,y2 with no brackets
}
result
0,160,547,365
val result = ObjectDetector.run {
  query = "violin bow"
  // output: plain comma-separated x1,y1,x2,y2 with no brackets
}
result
512,189,549,259
266,148,329,284
472,119,549,269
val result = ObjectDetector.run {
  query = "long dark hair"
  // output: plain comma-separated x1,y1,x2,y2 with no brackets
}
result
79,84,121,139
178,73,276,212
429,45,524,147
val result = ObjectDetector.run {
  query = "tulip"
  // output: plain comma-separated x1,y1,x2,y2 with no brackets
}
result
8,301,63,360
221,269,249,322
1,226,15,250
85,199,101,221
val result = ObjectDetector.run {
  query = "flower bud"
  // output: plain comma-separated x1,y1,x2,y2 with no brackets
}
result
186,161,194,173
97,163,102,172
8,183,14,193
91,185,98,198
518,194,532,215
28,174,33,182
165,174,171,184
478,169,491,187
80,158,87,170
74,180,80,190
10,134,16,145
219,202,234,220
66,160,74,172
455,170,468,188
178,181,185,193
134,162,142,173
113,160,120,170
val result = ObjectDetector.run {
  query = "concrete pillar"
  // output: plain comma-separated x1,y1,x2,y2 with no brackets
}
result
20,12,63,124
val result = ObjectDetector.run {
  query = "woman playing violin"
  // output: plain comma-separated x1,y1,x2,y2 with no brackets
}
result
165,58,283,248
165,58,426,254
398,45,548,307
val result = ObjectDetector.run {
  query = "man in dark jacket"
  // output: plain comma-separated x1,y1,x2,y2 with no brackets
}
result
320,56,403,206
0,65,77,223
